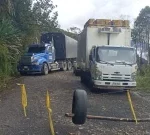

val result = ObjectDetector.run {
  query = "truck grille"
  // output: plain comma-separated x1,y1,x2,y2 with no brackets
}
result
102,74,131,81
20,56,31,65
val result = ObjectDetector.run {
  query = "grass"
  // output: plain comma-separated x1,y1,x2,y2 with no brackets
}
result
136,65,150,92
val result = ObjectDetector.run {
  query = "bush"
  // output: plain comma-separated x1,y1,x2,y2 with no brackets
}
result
0,19,22,88
136,65,150,91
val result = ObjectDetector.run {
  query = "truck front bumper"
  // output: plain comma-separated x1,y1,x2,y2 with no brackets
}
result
17,64,42,73
93,80,136,90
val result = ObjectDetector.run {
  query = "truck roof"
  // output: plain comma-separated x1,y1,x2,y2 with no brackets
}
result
96,45,135,49
41,32,77,42
84,19,130,29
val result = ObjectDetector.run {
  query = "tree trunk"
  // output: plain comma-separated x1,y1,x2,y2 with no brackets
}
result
147,32,150,65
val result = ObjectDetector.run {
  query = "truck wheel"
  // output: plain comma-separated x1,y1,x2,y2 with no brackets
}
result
67,61,72,71
89,76,96,92
42,63,49,75
73,69,80,76
72,89,87,125
61,61,67,71
80,74,86,83
73,69,77,76
89,81,96,92
20,72,27,76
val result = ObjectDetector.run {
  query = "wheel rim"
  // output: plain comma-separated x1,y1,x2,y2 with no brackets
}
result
63,62,67,70
68,62,72,70
44,64,48,74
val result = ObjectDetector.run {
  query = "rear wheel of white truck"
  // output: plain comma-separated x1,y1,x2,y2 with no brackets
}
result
42,63,49,75
80,74,86,84
67,61,72,71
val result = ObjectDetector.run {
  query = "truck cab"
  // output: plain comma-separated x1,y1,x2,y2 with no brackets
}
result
88,45,137,90
17,43,55,75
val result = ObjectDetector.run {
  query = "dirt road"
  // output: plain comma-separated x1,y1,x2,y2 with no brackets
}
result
0,71,150,135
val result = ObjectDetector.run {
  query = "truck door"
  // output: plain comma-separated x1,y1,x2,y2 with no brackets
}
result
89,47,96,79
51,46,55,61
47,46,53,63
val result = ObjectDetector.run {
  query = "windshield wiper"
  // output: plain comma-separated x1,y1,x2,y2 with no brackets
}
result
99,60,114,65
115,61,132,66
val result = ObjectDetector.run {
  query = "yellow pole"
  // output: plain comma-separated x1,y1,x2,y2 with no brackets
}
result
127,90,138,124
17,83,27,117
23,106,27,117
46,91,55,135
48,108,55,135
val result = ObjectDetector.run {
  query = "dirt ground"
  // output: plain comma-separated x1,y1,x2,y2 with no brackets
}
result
0,71,150,135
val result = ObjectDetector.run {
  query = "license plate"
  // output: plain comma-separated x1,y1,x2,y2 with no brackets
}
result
112,82,121,86
24,66,28,68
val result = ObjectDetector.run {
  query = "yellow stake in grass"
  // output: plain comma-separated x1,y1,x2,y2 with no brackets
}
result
17,83,27,117
46,91,55,135
127,90,138,124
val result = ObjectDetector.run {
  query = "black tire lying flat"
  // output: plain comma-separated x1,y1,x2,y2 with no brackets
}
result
72,89,88,125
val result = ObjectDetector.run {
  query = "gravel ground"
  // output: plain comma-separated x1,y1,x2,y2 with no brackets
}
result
0,71,150,135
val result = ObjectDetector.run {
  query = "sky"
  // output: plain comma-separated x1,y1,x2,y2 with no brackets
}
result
53,0,150,30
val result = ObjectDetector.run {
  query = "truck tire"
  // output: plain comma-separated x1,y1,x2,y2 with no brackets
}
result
67,61,72,71
42,63,49,75
89,75,96,92
20,72,27,76
61,61,67,71
72,89,87,125
80,74,86,83
73,69,78,76
89,81,96,92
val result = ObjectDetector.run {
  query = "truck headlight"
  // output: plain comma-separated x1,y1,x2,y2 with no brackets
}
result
95,69,102,80
131,72,136,81
31,56,34,62
32,59,39,65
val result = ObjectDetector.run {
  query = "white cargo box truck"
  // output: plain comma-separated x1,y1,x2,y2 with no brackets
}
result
77,19,137,91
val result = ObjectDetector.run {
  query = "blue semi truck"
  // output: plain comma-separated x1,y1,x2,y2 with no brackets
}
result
17,32,78,75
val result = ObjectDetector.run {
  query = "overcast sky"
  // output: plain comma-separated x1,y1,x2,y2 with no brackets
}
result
53,0,150,30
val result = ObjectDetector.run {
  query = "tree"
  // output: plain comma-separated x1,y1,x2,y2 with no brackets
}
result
0,0,14,18
32,0,58,33
132,6,150,65
0,0,59,85
67,27,81,34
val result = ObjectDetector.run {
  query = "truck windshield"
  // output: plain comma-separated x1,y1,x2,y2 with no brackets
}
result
27,46,46,53
96,46,136,65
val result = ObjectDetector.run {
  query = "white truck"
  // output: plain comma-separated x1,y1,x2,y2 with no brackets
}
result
76,19,137,91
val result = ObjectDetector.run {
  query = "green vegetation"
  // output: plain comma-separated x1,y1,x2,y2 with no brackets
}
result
1,1,149,91
132,6,150,91
0,0,78,88
136,66,150,91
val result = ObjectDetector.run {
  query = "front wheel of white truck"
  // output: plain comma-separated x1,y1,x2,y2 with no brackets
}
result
88,76,96,92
